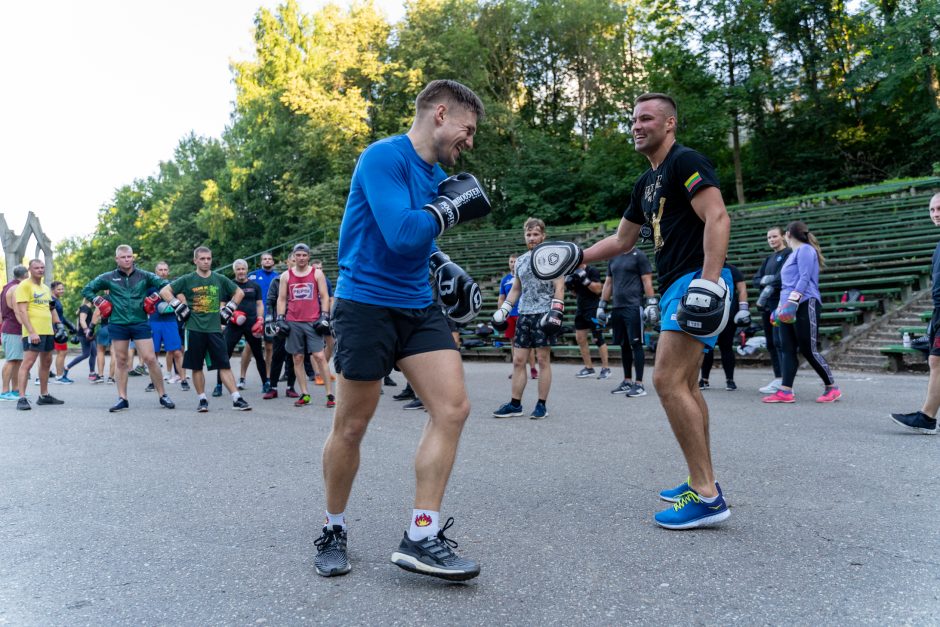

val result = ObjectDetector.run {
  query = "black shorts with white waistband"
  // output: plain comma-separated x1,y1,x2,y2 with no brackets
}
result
332,298,457,381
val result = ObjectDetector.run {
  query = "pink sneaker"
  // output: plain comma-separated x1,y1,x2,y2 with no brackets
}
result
530,367,539,380
816,387,842,403
762,390,795,403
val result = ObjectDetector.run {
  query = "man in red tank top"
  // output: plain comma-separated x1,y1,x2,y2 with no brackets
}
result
276,243,334,407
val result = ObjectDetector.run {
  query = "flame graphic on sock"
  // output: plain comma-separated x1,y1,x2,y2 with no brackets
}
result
414,513,432,527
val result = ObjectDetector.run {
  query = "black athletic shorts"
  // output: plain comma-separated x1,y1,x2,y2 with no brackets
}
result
512,313,557,349
182,330,231,371
610,306,643,347
22,335,54,352
574,311,606,345
332,298,457,381
928,307,940,357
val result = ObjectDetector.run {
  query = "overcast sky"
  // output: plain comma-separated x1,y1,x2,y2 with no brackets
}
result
0,0,405,248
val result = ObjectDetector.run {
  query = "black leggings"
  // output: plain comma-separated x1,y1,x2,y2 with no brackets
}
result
612,307,645,382
268,336,296,389
217,324,267,384
775,299,835,388
761,309,782,377
701,322,737,382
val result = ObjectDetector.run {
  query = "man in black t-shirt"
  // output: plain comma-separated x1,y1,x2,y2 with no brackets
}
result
213,259,268,397
566,263,610,379
529,93,733,530
601,247,654,397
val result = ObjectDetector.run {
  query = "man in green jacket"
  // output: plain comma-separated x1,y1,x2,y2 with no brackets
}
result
82,244,176,413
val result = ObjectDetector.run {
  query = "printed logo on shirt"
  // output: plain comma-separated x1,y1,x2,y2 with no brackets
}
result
290,284,313,300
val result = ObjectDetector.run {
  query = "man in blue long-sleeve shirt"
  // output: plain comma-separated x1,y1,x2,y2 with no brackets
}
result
314,80,491,582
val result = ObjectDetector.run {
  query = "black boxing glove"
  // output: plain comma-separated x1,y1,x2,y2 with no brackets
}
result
264,314,277,337
423,173,491,236
491,301,512,333
429,251,482,324
54,323,68,344
169,299,191,323
314,313,332,337
572,267,591,287
275,315,291,338
220,301,238,324
539,299,565,335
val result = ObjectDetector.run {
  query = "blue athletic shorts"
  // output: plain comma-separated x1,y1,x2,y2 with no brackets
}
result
150,319,182,352
109,322,152,342
660,267,734,349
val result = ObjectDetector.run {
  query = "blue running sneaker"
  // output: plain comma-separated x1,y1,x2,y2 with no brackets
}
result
654,488,730,530
492,402,523,418
530,401,548,420
660,478,724,503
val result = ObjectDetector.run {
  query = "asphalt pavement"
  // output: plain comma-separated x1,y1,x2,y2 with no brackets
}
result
1,362,938,625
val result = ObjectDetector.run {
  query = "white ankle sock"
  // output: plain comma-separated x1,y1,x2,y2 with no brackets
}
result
408,509,439,541
326,511,345,529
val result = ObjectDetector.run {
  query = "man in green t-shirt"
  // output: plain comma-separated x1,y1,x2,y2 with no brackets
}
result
160,246,251,412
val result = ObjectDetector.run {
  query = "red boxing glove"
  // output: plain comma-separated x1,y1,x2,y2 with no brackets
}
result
93,296,112,319
251,317,264,338
143,293,162,315
232,310,247,326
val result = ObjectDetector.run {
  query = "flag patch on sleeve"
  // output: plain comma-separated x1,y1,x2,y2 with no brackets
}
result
684,172,703,193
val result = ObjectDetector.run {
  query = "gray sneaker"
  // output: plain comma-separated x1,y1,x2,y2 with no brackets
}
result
390,518,480,581
626,383,647,397
611,381,633,395
314,525,351,577
597,368,612,380
576,367,596,378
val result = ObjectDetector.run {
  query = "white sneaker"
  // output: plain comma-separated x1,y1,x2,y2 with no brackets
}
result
759,378,782,394
168,375,182,384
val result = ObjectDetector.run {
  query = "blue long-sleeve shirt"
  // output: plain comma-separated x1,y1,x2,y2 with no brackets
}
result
778,244,822,305
335,135,445,308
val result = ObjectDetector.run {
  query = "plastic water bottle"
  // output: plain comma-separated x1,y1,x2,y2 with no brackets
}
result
903,332,912,348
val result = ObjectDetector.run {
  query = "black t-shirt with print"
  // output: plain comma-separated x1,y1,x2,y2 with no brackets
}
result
623,143,720,294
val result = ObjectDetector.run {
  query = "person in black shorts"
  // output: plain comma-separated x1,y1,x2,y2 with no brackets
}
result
315,80,489,581
491,217,566,420
212,259,267,397
567,262,611,380
261,267,298,400
160,246,251,412
891,192,940,434
699,262,751,391
600,247,654,397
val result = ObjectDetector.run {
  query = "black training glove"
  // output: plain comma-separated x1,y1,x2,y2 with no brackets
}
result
539,299,565,336
491,301,512,333
572,268,591,287
169,299,191,323
275,315,291,338
220,301,238,324
314,314,332,337
423,173,491,236
429,251,482,324
54,323,68,344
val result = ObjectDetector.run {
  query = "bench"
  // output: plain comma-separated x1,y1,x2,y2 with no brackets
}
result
880,345,928,372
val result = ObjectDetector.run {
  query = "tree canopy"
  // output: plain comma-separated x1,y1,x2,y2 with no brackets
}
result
56,0,940,310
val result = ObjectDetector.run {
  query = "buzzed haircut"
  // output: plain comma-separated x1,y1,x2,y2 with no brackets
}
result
193,246,212,258
155,261,169,270
524,217,546,233
50,281,63,290
415,80,485,119
312,259,323,266
635,92,677,120
29,258,43,267
115,244,133,256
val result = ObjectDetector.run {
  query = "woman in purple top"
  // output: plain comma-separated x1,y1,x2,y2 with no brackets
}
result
763,221,841,404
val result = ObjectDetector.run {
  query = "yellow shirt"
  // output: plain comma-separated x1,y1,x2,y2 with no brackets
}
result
15,280,53,336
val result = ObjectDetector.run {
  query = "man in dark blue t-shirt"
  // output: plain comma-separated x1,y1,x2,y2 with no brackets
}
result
891,192,940,434
315,80,490,582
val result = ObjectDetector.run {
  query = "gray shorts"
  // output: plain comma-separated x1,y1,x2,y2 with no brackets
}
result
2,333,24,360
285,321,325,355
